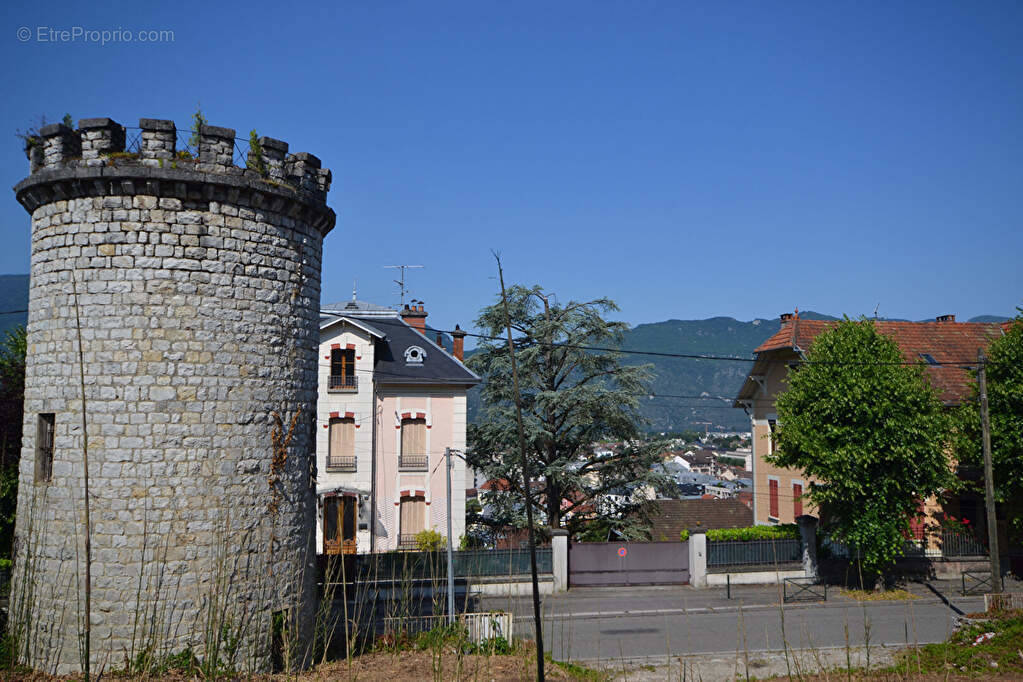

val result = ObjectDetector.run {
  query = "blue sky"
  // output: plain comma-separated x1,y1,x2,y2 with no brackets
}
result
2,1,1020,334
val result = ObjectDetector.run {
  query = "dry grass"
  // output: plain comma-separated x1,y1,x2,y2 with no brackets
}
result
2,641,604,681
839,588,919,601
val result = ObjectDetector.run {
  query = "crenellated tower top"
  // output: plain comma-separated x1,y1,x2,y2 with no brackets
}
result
15,116,335,235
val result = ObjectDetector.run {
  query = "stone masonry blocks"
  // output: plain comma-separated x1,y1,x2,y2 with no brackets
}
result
11,115,336,675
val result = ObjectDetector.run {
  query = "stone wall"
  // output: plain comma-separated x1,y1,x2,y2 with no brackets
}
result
11,117,335,674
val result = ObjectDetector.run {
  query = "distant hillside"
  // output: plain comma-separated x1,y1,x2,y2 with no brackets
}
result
0,275,29,337
0,274,1011,432
466,311,838,432
618,312,840,431
466,309,1015,433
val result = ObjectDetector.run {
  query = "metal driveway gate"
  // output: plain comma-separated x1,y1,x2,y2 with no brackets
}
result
569,541,689,587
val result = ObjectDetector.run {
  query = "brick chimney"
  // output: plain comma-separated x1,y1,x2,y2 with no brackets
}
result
401,303,428,334
936,314,956,323
780,312,795,326
451,324,466,362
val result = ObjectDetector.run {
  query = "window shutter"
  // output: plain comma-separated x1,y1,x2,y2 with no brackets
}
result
401,418,426,455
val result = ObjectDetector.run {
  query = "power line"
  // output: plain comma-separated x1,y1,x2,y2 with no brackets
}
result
0,302,997,367
420,325,992,367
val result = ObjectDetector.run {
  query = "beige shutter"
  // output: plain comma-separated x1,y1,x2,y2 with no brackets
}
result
413,497,426,532
401,418,426,456
400,496,427,535
341,419,354,458
329,418,355,463
329,419,344,458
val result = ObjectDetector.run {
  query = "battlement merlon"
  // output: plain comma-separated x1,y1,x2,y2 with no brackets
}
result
139,118,176,165
21,116,333,201
78,118,127,165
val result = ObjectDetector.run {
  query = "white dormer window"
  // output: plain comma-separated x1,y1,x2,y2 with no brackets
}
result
404,345,426,365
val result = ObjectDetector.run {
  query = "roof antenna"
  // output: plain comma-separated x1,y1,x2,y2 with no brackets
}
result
873,302,880,320
384,264,423,307
352,279,358,302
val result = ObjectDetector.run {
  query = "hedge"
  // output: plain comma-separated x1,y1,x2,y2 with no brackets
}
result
679,524,799,542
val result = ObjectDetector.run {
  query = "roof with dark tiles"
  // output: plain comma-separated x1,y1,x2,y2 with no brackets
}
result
321,306,480,387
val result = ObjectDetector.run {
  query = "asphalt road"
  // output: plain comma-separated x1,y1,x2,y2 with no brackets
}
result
482,583,984,663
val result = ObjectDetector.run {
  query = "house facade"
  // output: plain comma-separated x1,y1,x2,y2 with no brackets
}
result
734,312,1005,543
316,300,479,554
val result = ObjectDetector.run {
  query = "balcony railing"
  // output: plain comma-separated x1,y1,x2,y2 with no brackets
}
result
399,453,428,471
325,455,356,472
398,534,421,550
328,374,358,392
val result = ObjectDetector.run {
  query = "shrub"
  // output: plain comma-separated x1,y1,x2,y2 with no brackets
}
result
415,528,446,551
680,524,800,542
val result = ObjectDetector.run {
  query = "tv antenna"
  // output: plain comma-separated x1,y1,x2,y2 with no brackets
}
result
873,302,880,320
384,265,423,307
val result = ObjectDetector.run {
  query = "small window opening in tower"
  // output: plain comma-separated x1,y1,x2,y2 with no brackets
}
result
35,413,55,483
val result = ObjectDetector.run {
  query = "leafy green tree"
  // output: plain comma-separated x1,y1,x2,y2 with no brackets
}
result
0,326,26,559
768,319,953,581
467,285,667,539
953,312,1023,539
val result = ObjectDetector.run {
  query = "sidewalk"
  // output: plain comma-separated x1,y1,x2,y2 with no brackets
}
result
480,578,992,621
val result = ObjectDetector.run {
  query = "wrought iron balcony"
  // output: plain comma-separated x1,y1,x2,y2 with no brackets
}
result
398,453,428,471
397,534,420,550
328,374,358,392
325,455,356,472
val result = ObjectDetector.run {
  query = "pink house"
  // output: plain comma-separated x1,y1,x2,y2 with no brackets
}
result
316,299,479,554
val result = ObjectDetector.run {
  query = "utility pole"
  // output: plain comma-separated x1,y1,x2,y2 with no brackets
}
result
494,253,544,682
978,349,1002,593
445,447,456,624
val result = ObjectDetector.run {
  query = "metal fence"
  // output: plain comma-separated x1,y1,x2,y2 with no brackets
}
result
942,530,987,557
784,576,827,603
985,592,1023,611
345,547,552,582
382,612,513,644
708,538,802,567
962,571,993,595
123,126,255,168
824,537,934,560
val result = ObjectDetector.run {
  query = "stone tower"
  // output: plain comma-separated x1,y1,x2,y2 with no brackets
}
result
11,117,334,674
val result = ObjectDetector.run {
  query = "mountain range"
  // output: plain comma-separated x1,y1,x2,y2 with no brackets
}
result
467,309,1012,432
0,274,1011,431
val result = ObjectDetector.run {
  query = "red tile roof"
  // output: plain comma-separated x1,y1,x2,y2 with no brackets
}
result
754,318,1004,403
479,478,513,492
